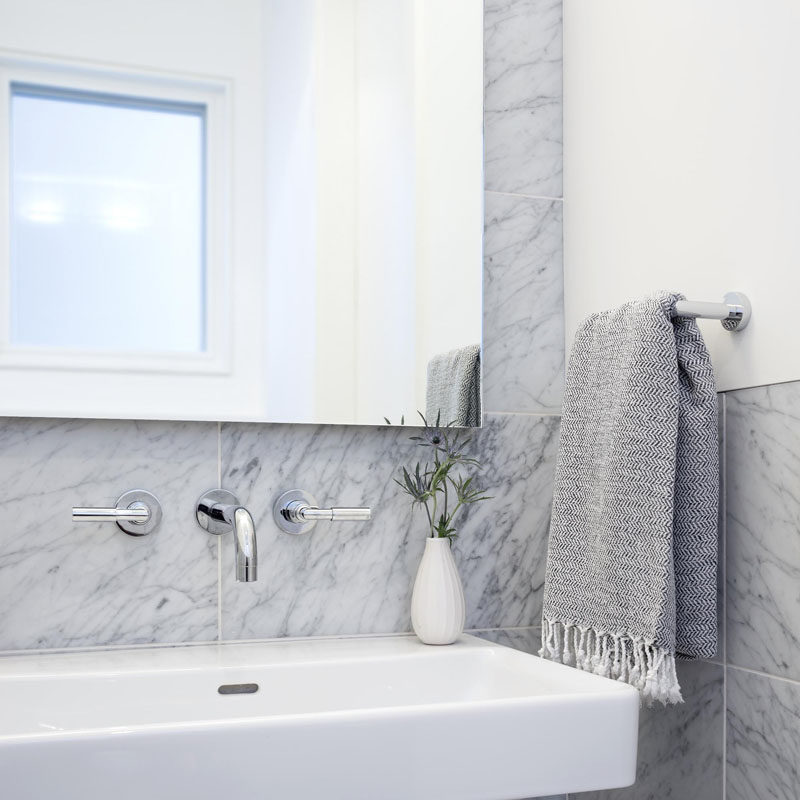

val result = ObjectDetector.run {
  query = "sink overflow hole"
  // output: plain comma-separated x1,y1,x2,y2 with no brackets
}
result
218,683,259,695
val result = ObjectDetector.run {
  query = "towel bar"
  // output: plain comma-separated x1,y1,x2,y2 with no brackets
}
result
671,291,751,332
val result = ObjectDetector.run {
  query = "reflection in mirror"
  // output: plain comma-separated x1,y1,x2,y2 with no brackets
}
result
0,0,483,426
11,84,205,353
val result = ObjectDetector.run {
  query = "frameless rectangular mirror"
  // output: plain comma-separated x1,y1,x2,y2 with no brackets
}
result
0,0,484,426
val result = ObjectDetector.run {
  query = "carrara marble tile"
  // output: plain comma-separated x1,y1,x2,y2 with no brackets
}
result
483,193,564,414
218,413,559,640
484,0,562,197
574,661,723,800
0,418,219,650
472,625,541,655
725,381,800,681
727,667,800,800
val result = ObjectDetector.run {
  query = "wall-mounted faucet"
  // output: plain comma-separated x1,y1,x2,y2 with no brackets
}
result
195,490,257,582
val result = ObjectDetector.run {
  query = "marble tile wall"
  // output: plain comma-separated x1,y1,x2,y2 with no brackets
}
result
0,419,219,651
724,382,800,800
578,383,800,800
484,0,564,414
576,661,725,800
0,0,565,658
484,0,562,198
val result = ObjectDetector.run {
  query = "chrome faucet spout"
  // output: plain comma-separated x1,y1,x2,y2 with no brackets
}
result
195,490,258,583
230,506,257,582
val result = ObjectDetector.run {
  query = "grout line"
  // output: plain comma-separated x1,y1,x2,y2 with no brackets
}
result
217,539,223,642
725,663,800,689
217,420,222,487
723,660,728,800
0,639,222,658
485,189,564,202
0,631,414,659
216,421,223,642
468,625,541,633
721,393,727,800
0,630,550,659
721,393,727,666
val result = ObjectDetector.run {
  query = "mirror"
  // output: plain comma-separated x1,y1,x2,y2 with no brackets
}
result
0,0,483,426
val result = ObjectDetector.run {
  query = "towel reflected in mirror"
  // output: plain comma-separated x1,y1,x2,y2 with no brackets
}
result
425,344,481,428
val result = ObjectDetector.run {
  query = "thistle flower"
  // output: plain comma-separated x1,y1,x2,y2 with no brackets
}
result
394,411,491,540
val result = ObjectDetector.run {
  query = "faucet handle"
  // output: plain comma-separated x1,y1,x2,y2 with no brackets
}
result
72,489,162,536
300,506,372,522
273,489,371,535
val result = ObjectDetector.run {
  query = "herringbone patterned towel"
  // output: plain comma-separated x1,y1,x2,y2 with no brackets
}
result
541,292,718,705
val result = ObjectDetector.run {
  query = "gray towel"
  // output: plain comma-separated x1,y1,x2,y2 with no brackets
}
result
541,292,718,705
425,344,481,427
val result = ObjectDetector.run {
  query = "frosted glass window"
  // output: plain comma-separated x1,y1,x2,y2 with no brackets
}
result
9,84,206,353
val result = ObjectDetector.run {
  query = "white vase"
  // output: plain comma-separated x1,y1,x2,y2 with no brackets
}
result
411,536,466,645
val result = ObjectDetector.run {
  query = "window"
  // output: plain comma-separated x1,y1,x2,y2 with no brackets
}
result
9,83,206,353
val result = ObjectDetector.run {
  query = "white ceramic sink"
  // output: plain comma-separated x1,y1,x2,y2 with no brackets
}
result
0,634,638,800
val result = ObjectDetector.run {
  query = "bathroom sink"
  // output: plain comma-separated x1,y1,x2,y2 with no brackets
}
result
0,634,638,800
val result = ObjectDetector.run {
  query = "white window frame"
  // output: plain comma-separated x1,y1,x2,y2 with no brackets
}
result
0,51,232,377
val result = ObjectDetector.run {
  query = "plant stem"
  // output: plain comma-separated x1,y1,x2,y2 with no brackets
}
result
422,499,433,531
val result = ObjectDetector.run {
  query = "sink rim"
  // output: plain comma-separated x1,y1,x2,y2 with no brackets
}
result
0,633,639,742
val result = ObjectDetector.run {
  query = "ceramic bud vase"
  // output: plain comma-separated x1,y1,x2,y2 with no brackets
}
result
411,536,466,645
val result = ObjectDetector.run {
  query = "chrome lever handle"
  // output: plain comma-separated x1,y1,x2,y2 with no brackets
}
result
72,506,150,522
288,503,372,523
72,489,162,537
273,490,371,534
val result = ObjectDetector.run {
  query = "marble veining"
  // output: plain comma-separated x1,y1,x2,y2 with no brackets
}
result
577,662,724,800
473,625,542,655
218,413,559,640
484,0,562,197
727,667,800,800
0,418,219,651
483,193,564,414
725,382,800,681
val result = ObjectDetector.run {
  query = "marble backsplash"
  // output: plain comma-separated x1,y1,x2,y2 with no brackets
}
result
0,413,559,652
219,414,559,640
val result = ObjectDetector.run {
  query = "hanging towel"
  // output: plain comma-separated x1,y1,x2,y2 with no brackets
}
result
541,291,718,705
425,344,482,427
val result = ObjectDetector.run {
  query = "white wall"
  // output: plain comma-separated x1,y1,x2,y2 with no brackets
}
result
564,0,800,392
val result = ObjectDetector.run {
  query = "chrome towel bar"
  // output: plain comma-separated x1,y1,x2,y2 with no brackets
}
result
671,291,751,331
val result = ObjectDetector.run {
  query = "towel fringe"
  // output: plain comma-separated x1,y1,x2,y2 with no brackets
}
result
540,618,683,706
